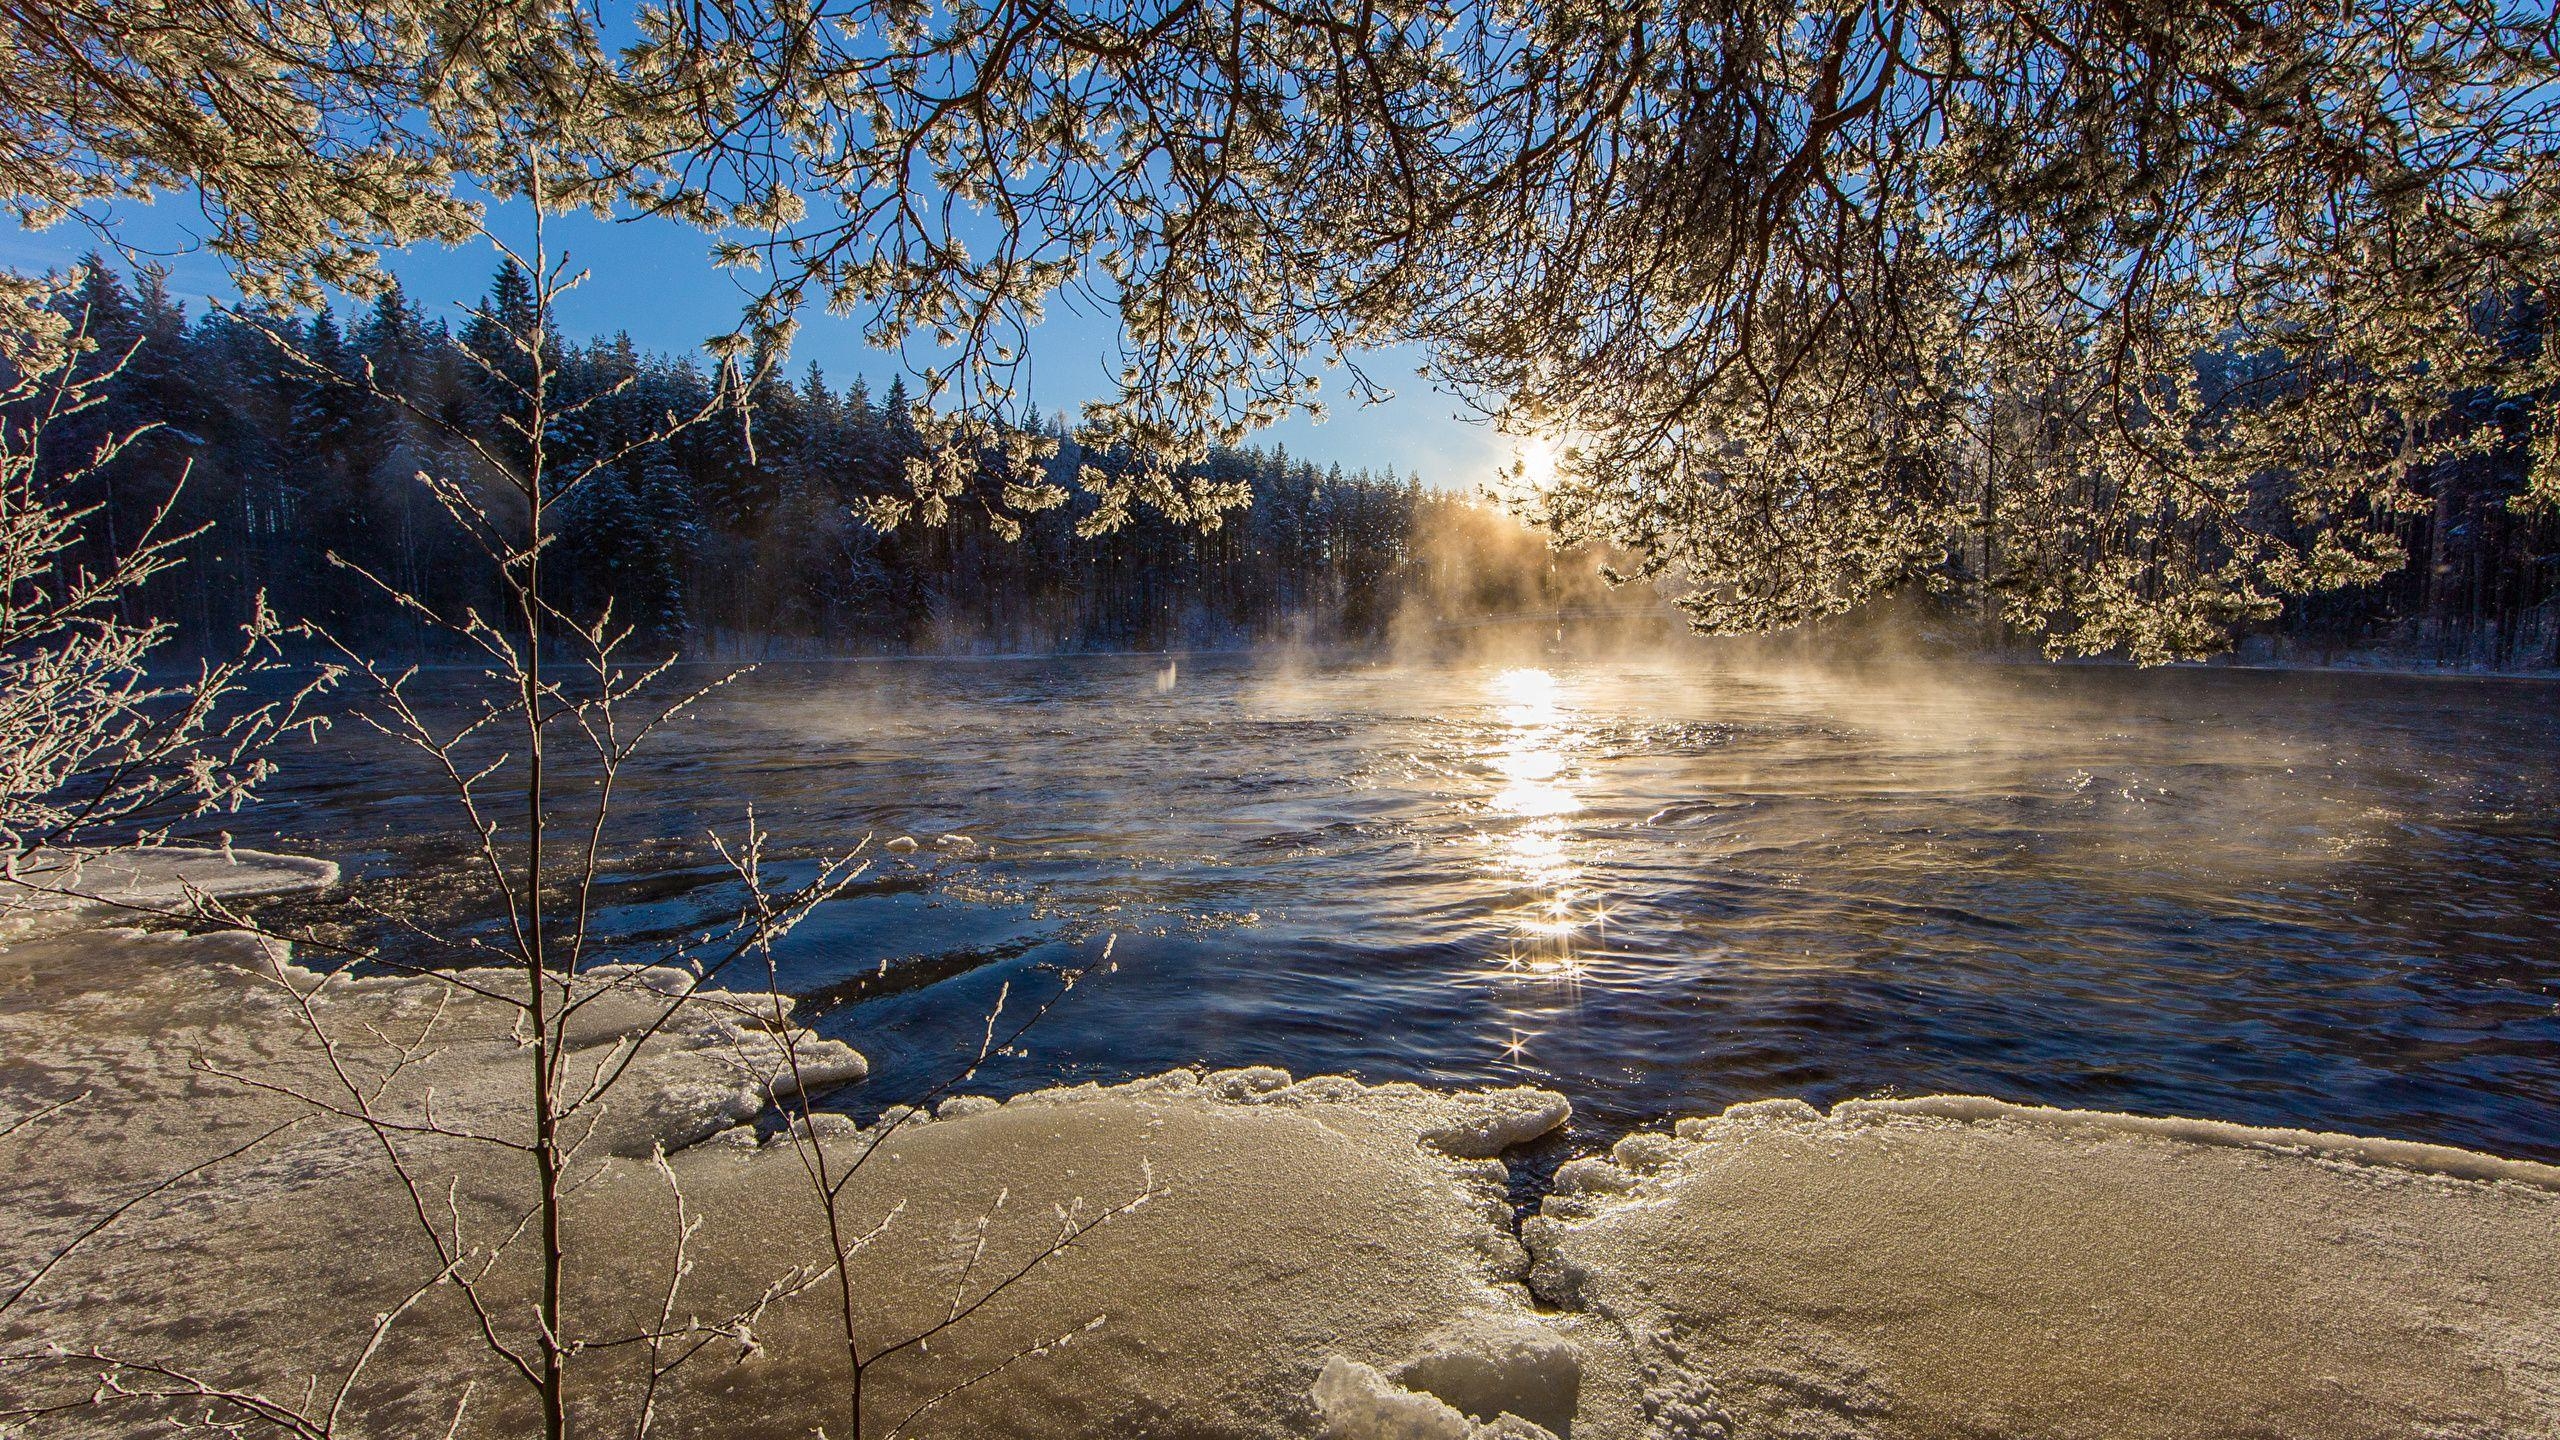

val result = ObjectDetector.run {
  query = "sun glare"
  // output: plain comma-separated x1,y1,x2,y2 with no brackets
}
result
1516,435,1559,494
1491,665,1561,722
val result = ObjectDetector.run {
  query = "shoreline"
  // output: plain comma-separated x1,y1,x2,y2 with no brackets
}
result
170,645,2560,690
3,849,2554,1438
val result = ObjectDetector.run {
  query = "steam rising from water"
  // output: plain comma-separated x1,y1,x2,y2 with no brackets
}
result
246,647,2560,1163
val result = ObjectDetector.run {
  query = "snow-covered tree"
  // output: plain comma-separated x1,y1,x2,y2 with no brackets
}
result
14,0,2560,655
0,273,326,865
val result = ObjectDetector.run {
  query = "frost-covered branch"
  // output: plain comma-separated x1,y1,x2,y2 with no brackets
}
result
0,272,336,869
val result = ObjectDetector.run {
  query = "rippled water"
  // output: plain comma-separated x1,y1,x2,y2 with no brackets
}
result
243,653,2560,1162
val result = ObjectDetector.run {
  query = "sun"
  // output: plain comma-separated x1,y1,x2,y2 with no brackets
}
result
1514,434,1559,494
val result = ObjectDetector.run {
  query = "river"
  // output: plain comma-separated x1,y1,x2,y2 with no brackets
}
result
239,652,2560,1163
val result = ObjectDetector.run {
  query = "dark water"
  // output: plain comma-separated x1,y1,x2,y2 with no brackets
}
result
242,654,2560,1163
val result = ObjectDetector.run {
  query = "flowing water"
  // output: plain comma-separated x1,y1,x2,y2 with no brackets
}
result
243,652,2560,1163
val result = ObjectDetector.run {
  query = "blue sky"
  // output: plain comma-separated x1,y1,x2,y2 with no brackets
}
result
3,197,1515,490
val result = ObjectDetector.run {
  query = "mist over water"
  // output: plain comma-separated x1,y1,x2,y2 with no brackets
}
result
247,650,2560,1163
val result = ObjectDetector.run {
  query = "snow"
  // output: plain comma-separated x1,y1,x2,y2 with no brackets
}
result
1314,1356,1563,1440
2,844,338,927
1528,1095,2560,1440
5,851,2557,1438
0,850,1577,1438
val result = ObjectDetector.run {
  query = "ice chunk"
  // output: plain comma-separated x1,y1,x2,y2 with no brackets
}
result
1673,1095,1817,1139
1549,1156,1635,1197
1313,1357,1561,1440
4,845,338,932
1417,1088,1572,1159
1605,1131,1679,1173
1202,1065,1292,1099
1316,1357,1476,1440
1280,1074,1369,1104
1390,1312,1582,1434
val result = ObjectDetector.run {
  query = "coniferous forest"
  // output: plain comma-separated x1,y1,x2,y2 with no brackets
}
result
29,254,2560,668
37,257,1606,659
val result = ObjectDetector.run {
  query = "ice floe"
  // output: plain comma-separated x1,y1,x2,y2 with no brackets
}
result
2,844,337,930
1527,1095,2560,1440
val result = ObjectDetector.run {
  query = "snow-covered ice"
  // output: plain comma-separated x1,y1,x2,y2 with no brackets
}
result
1527,1095,2560,1440
0,850,1575,1438
2,851,2555,1438
1,844,337,925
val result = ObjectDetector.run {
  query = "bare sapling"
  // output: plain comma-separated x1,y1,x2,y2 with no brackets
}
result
742,918,1156,1440
0,183,848,1439
3,178,1152,1439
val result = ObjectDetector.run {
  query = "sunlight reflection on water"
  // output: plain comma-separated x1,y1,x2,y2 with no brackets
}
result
244,653,2560,1162
1480,667,1598,1004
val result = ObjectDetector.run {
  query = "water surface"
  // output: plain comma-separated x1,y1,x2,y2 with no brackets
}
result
245,654,2560,1162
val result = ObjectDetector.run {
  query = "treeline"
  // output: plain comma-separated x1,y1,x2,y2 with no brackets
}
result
27,258,1604,658
38,256,2551,668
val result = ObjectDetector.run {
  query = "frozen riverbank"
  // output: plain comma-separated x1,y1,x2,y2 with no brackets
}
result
1530,1098,2560,1439
1,850,2554,1438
